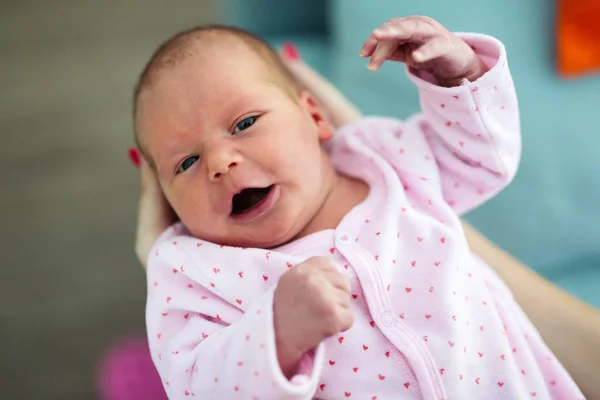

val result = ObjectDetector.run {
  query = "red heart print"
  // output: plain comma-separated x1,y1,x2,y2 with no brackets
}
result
372,397,377,400
156,333,162,339
344,264,349,269
521,369,526,375
387,284,390,291
452,95,459,99
329,248,335,254
369,321,375,327
375,255,379,261
375,232,381,236
202,333,208,339
439,368,445,375
341,234,348,241
423,336,428,342
185,391,190,396
237,361,243,366
238,271,244,278
441,237,446,243
460,374,463,380
480,325,484,331
512,348,517,353
399,313,405,319
452,315,457,321
213,268,220,274
531,393,536,397
338,336,344,343
478,352,483,358
172,268,178,274
365,219,370,223
352,294,358,299
200,296,207,300
353,367,358,372
172,351,179,355
180,265,185,272
445,121,452,127
362,345,368,351
429,286,434,293
265,251,270,260
378,374,385,380
417,237,423,242
345,392,351,398
404,382,410,389
166,297,172,304
411,260,416,267
392,259,396,264
385,351,390,358
262,275,268,281
236,299,242,305
482,301,488,306
475,377,480,385
172,241,178,245
187,284,194,289
500,354,506,360
184,313,190,319
286,262,293,268
405,287,412,293
399,148,405,154
329,360,335,366
441,103,445,108
234,386,239,392
153,281,159,287
320,384,325,391
245,334,250,341
498,382,504,387
448,341,455,347
550,380,556,386
161,312,168,316
214,378,218,383
434,261,440,266
425,314,432,319
196,242,202,247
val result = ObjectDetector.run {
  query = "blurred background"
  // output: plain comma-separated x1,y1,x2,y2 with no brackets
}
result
1,0,598,399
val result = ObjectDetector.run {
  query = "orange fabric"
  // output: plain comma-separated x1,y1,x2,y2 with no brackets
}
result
557,0,600,78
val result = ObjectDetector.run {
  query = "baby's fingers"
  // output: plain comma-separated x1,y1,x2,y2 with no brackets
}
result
413,36,453,63
372,17,439,43
366,40,397,71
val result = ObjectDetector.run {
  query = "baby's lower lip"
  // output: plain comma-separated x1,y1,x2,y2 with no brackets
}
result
230,185,279,222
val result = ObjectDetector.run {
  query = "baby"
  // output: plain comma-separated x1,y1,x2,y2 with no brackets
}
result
135,15,584,400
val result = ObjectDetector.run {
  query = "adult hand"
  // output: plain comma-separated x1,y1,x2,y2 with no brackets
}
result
129,148,177,270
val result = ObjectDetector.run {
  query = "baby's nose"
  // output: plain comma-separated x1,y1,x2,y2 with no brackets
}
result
206,145,241,181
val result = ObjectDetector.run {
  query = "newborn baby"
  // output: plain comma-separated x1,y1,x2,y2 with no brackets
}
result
135,15,584,400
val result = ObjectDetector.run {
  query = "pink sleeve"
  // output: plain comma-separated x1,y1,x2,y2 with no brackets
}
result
407,33,521,215
145,234,324,399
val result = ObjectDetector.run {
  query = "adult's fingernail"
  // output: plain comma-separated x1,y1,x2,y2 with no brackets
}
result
128,147,141,168
282,43,301,61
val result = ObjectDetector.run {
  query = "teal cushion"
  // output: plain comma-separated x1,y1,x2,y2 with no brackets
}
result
329,0,600,276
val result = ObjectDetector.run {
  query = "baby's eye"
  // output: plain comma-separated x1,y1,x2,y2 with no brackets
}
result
233,116,257,134
177,155,199,174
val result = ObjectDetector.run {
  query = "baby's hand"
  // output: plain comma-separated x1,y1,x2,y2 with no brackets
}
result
360,16,487,87
273,257,353,376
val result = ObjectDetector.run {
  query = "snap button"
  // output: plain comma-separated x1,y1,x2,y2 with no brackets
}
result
336,232,352,246
381,311,395,327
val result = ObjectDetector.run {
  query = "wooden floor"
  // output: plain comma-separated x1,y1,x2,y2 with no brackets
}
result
0,1,220,398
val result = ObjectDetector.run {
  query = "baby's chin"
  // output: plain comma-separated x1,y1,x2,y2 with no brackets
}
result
186,218,303,250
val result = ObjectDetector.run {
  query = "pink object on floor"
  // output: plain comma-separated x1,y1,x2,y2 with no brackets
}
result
96,336,167,400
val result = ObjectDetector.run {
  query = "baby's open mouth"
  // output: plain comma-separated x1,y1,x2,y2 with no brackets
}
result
231,185,274,216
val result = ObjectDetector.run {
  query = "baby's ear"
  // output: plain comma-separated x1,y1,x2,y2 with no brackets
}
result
298,91,335,142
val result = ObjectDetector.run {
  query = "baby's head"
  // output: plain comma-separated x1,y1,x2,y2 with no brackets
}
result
134,26,336,248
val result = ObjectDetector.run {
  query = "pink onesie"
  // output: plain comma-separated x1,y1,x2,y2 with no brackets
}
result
145,34,585,399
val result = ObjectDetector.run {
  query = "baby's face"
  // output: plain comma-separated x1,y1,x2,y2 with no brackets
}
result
137,40,334,248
